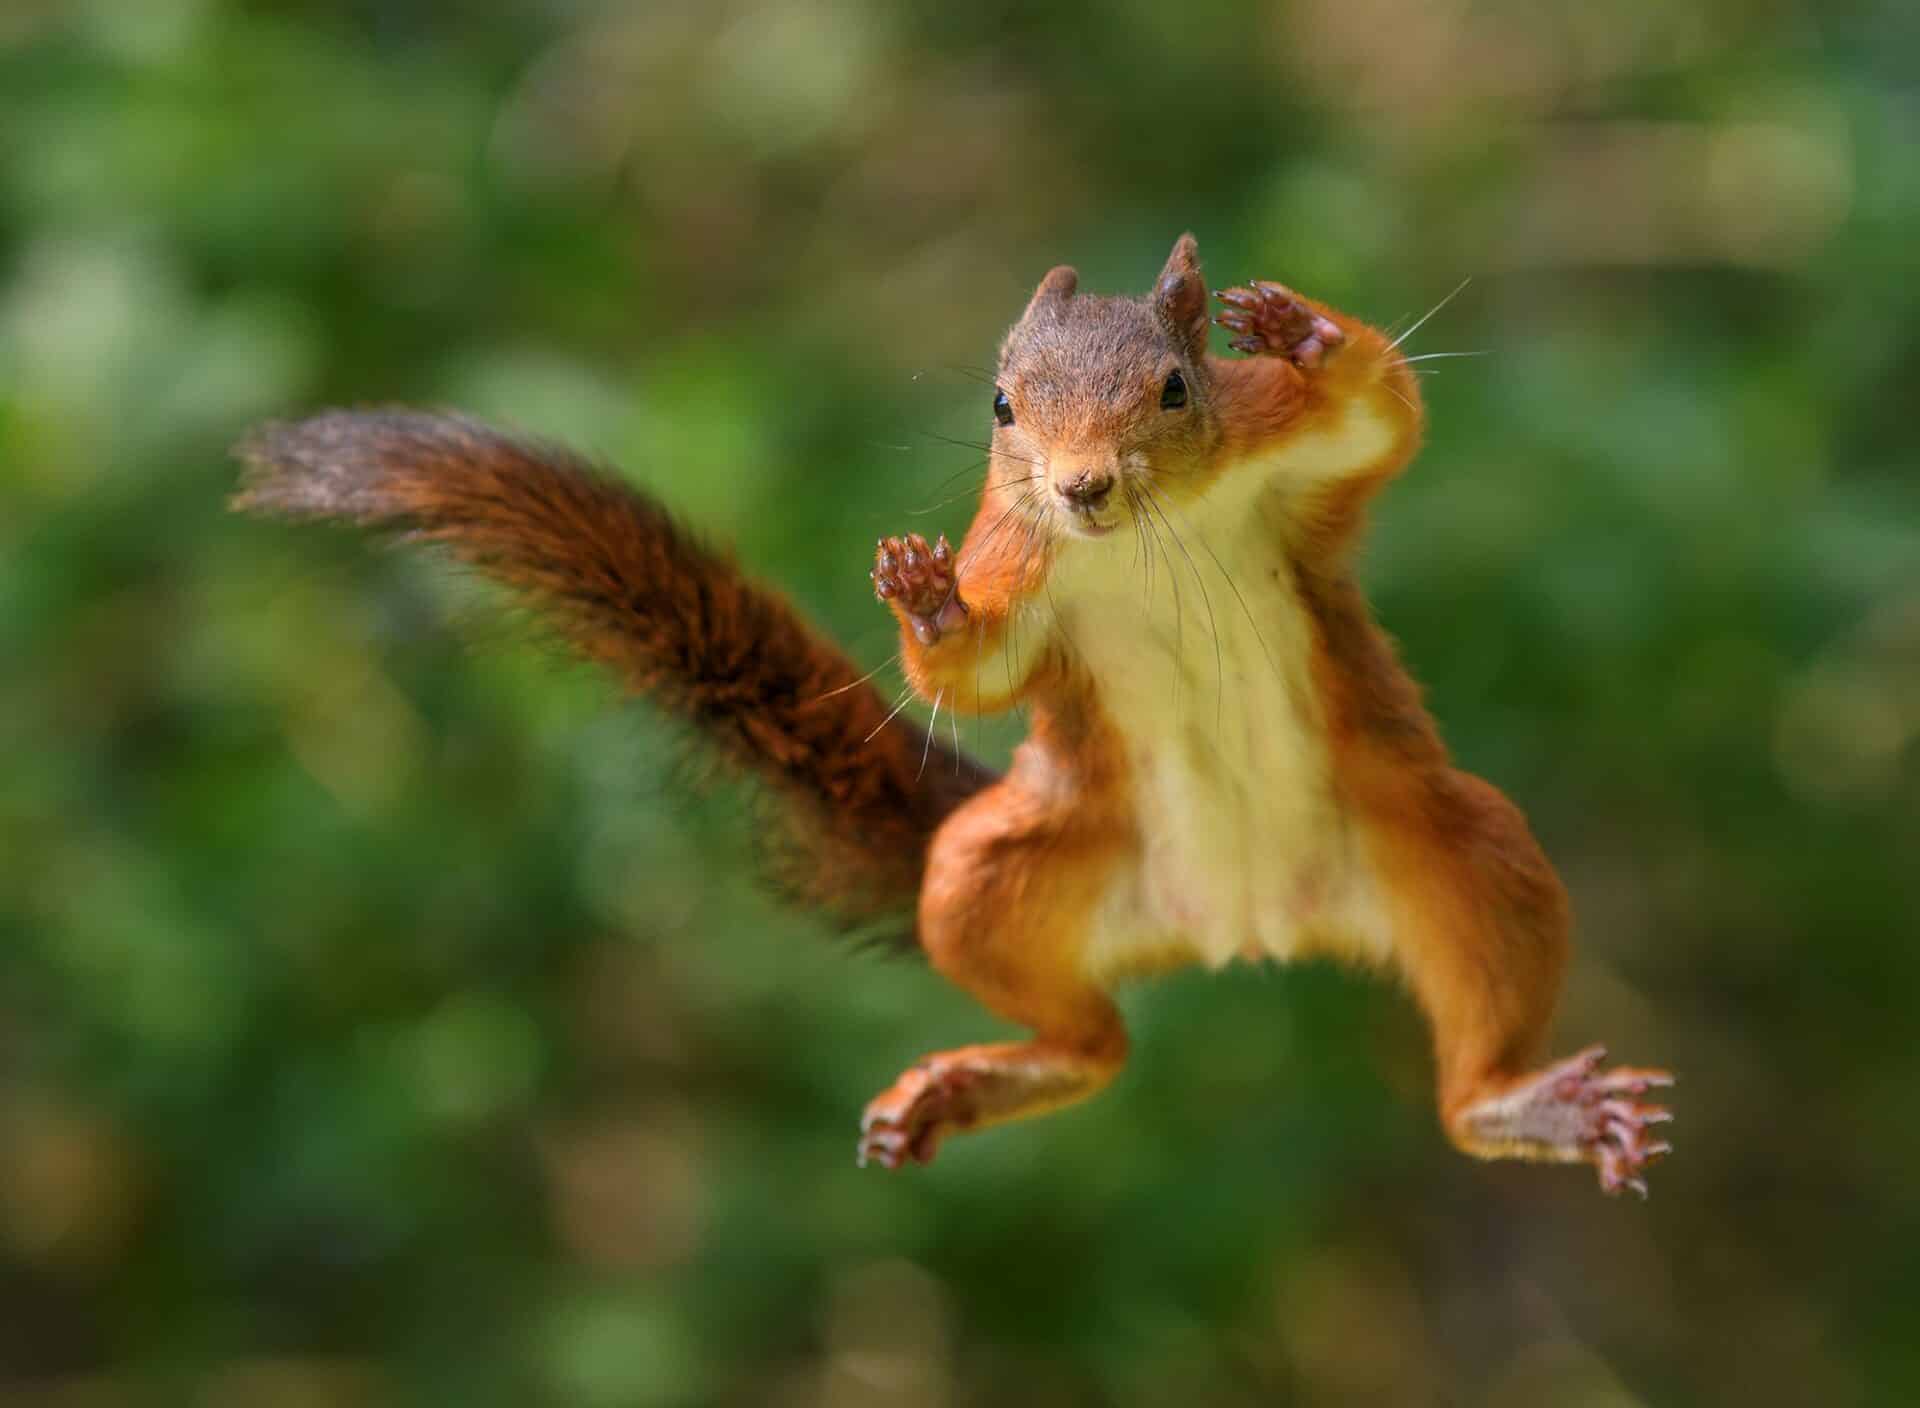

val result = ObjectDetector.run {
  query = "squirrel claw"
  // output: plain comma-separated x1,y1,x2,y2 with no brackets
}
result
873,531,965,645
1213,281,1345,368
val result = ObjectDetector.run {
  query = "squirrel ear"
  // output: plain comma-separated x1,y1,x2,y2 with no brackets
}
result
1022,264,1078,321
1152,233,1208,358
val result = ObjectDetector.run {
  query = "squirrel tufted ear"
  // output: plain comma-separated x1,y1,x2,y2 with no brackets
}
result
1022,264,1078,321
1152,233,1208,358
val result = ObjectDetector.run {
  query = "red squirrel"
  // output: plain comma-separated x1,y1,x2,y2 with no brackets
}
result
236,235,1672,1196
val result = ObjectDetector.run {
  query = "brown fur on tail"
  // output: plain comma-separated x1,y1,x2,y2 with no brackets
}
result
234,408,993,940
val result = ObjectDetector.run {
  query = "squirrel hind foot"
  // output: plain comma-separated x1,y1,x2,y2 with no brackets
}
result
856,1039,1122,1170
1451,1046,1676,1197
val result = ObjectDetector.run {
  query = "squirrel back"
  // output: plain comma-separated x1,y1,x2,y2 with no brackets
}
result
234,409,993,942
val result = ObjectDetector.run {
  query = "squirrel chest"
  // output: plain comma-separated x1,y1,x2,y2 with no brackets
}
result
1040,466,1393,979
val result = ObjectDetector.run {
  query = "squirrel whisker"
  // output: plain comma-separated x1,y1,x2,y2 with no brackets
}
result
919,689,943,780
1139,480,1224,729
1387,277,1471,352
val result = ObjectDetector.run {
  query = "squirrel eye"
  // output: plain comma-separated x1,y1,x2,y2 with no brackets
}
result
992,388,1014,427
1160,369,1188,411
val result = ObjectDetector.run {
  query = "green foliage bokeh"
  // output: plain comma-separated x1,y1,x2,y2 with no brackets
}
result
3,2,1917,1404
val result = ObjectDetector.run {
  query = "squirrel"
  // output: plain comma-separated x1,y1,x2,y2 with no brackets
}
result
235,235,1672,1196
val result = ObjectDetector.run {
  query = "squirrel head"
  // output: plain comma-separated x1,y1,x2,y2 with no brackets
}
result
992,234,1220,541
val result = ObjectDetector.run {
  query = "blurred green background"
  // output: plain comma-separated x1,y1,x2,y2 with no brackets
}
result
3,1,1916,1404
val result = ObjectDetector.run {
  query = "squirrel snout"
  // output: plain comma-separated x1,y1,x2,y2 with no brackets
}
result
1056,469,1115,512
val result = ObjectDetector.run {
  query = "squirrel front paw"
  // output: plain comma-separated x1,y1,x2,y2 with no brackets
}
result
873,532,967,646
1214,281,1346,368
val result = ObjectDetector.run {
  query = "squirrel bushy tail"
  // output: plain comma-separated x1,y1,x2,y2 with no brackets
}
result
234,409,993,942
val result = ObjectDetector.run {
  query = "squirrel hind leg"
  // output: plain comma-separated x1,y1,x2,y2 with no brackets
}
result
859,770,1133,1169
1370,767,1676,1196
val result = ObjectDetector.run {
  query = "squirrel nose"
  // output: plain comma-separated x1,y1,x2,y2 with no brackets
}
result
1058,471,1114,511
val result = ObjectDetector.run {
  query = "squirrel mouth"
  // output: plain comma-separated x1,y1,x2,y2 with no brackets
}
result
1058,493,1126,539
1062,509,1119,539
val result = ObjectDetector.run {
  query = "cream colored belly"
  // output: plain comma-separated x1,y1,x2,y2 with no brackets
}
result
1043,516,1392,982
